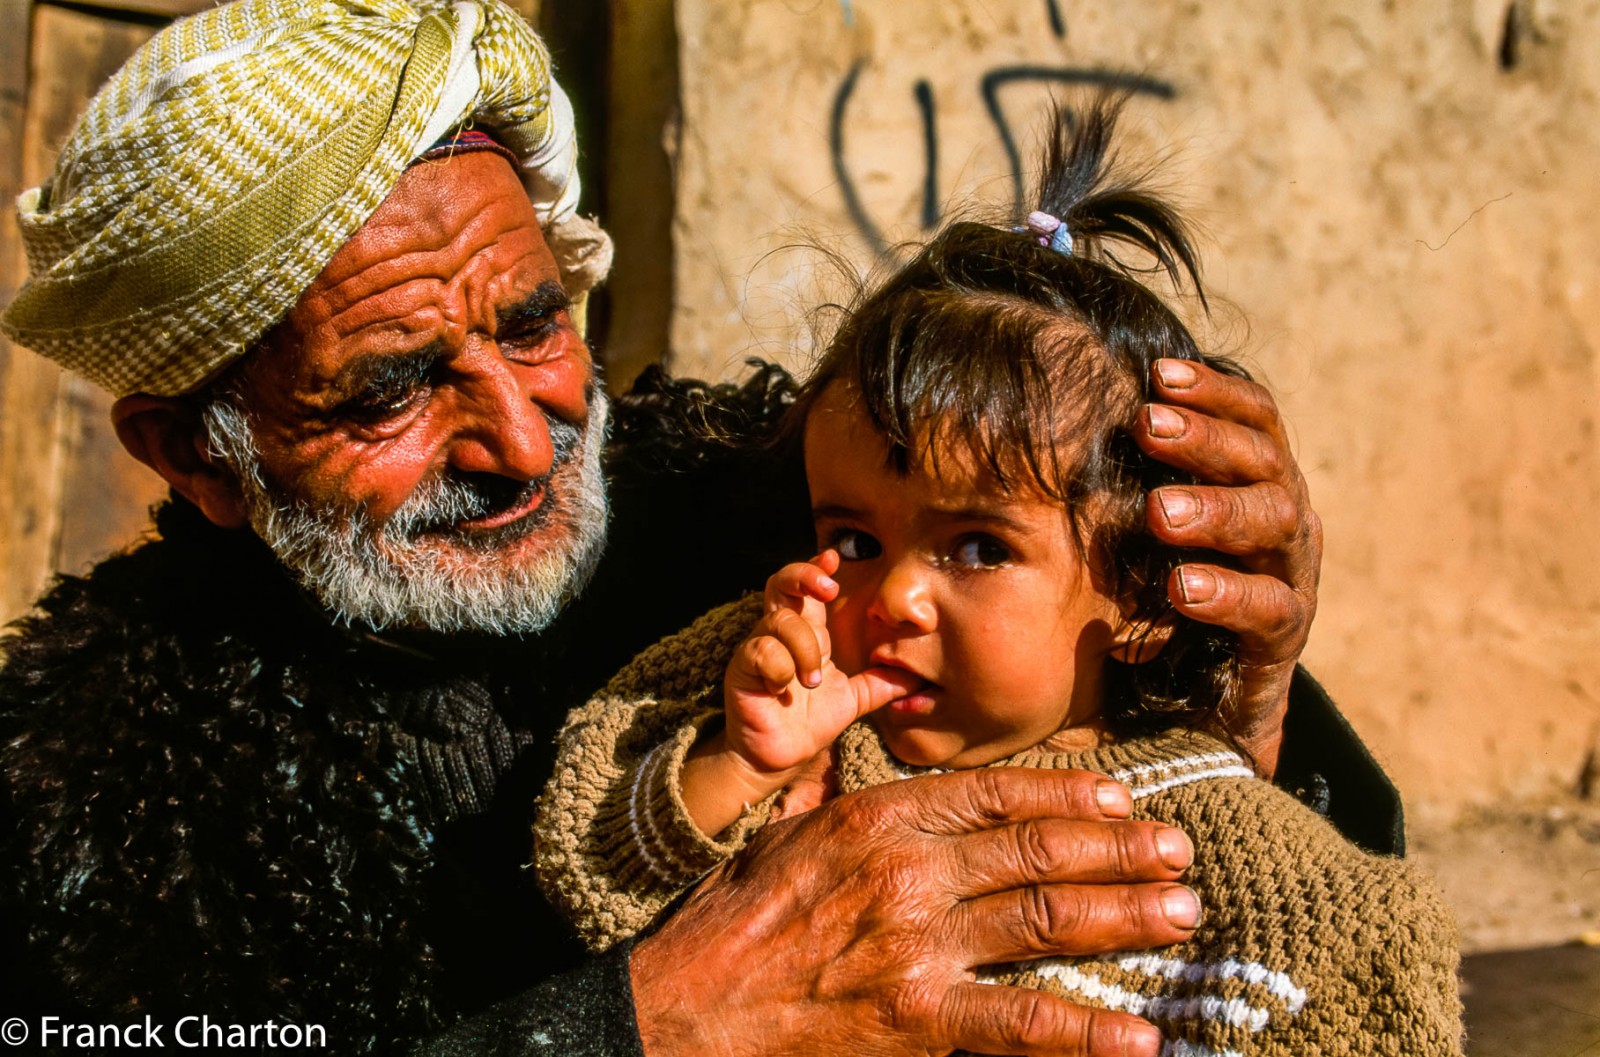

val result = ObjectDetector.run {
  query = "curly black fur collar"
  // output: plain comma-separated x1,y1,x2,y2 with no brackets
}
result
0,364,812,1054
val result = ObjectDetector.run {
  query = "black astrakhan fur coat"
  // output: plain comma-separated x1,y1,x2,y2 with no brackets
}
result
0,367,812,1054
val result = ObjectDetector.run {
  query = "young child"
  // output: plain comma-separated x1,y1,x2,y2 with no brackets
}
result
535,100,1462,1056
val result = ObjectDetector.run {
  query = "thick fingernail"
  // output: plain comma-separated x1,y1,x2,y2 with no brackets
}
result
1157,488,1199,527
1161,885,1202,930
1146,404,1187,439
803,670,823,688
1177,566,1217,604
1155,358,1198,389
1156,827,1194,870
1096,779,1133,818
1125,1022,1165,1057
817,575,838,592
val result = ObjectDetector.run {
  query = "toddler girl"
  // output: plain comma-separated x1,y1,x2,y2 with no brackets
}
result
535,100,1461,1056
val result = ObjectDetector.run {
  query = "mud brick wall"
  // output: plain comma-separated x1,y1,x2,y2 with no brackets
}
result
663,0,1600,809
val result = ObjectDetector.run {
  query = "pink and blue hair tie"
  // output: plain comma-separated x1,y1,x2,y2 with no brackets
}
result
1023,210,1074,255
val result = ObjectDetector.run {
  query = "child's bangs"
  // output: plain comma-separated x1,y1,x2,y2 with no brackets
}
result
847,289,1121,503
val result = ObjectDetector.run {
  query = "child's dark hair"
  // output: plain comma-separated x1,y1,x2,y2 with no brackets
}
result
790,96,1244,736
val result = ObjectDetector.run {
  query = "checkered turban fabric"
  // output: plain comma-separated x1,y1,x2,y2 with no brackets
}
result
1,0,611,397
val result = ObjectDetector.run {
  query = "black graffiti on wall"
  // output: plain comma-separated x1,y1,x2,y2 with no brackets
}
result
830,62,1176,254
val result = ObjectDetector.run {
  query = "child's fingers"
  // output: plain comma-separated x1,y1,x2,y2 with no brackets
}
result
808,548,842,576
765,558,840,614
761,609,827,688
848,666,927,719
735,634,799,695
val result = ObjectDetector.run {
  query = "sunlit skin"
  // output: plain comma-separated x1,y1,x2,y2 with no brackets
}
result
232,150,594,557
805,387,1125,769
680,384,1145,834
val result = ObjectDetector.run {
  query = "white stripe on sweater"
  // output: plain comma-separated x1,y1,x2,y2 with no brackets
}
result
1110,954,1308,1013
1120,764,1258,800
628,740,690,884
978,961,1278,1033
1110,750,1244,780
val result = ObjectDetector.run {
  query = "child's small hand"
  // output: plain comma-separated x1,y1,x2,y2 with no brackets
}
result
723,551,921,780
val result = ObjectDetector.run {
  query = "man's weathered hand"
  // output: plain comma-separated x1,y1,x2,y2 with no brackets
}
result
1135,358,1322,776
632,768,1197,1057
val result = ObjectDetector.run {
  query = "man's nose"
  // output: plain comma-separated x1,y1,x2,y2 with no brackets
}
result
448,344,555,482
866,561,937,633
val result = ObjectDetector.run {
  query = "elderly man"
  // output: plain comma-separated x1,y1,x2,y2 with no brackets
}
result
0,2,1397,1055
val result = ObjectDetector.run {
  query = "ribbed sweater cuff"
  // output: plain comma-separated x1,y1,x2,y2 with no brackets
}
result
627,715,766,887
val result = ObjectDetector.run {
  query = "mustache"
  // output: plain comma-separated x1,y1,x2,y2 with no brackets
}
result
387,414,584,542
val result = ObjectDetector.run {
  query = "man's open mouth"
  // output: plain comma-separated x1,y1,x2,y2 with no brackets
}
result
457,481,547,530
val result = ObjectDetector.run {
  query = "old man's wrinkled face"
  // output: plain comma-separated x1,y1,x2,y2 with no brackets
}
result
202,151,607,634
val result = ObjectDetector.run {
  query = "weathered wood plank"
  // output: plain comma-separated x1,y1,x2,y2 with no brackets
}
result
502,0,539,26
1,5,164,625
0,1,34,378
44,0,208,18
0,0,42,627
601,0,676,390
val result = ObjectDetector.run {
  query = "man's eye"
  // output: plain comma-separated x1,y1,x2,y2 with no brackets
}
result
832,530,882,562
950,534,1011,568
344,385,423,423
497,313,566,354
499,320,557,349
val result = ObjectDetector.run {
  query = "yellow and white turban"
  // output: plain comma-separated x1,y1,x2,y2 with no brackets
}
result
0,0,612,397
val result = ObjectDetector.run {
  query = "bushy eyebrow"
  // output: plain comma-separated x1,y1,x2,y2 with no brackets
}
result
497,280,570,333
333,343,444,400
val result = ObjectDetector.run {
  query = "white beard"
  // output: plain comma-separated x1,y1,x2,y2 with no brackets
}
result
202,392,610,636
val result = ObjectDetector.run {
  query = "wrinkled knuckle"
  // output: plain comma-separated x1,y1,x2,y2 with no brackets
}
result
1264,589,1304,644
970,767,1017,826
1027,886,1088,954
884,974,943,1032
865,846,923,897
1240,378,1279,423
1265,486,1301,544
1014,820,1063,878
1008,989,1065,1051
752,636,791,672
1111,824,1146,880
1252,431,1288,481
1075,1009,1101,1057
1122,883,1156,936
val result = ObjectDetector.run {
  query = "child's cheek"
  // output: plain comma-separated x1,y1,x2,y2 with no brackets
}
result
825,595,869,676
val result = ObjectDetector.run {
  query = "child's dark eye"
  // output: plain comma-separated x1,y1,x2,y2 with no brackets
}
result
832,530,882,562
950,534,1011,569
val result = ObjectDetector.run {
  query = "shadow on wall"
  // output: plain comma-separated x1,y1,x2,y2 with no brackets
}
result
1462,945,1600,1056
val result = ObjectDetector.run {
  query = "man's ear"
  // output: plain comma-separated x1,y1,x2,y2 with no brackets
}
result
1108,612,1177,664
112,394,248,528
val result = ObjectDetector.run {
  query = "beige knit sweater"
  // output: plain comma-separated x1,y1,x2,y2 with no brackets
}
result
535,596,1464,1056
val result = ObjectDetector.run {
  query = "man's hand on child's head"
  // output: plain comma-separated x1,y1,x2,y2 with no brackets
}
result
723,551,920,779
1137,358,1323,776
